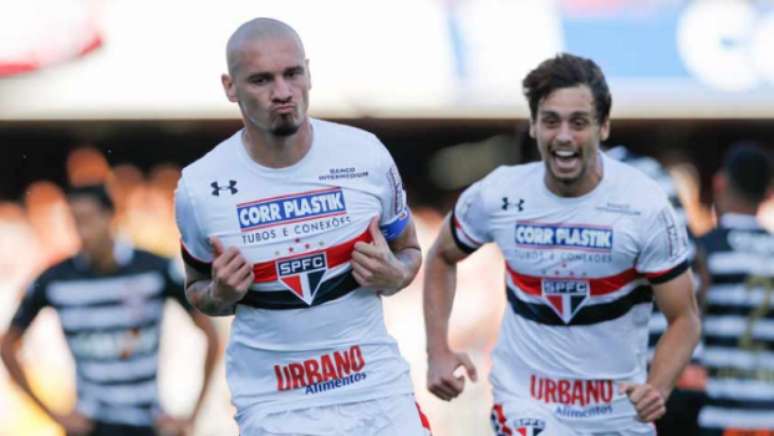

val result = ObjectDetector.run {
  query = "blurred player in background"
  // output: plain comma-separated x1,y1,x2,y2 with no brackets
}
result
424,53,700,435
1,184,219,436
174,18,429,435
607,144,707,435
694,143,774,435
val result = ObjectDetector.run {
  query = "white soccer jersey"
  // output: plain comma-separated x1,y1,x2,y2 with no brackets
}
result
452,153,690,431
174,119,414,420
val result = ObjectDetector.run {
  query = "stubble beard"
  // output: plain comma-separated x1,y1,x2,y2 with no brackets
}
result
271,122,301,137
270,114,301,137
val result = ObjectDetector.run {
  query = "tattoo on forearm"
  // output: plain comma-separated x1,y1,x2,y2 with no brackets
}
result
395,247,422,288
186,281,235,316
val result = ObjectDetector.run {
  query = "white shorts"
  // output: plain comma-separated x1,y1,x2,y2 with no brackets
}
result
490,399,655,436
239,394,432,436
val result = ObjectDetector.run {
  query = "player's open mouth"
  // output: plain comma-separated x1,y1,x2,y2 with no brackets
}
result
551,149,581,172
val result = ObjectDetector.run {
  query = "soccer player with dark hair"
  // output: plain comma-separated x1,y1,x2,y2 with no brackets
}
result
695,143,774,434
2,184,219,436
424,54,701,435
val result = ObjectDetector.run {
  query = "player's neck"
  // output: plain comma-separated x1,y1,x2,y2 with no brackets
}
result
242,121,313,169
83,238,118,273
717,195,759,217
545,154,604,198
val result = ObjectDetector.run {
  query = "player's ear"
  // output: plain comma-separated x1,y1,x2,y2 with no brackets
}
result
599,118,610,141
305,59,312,90
222,73,238,103
713,172,726,197
529,119,536,138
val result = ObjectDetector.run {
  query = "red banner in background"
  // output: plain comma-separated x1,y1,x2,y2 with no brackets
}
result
0,0,103,77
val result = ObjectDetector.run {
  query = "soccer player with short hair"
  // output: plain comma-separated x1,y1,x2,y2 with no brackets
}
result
1,184,218,436
174,17,430,435
423,53,701,435
695,143,774,434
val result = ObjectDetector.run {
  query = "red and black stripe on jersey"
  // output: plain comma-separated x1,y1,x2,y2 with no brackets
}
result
505,261,689,326
243,229,371,310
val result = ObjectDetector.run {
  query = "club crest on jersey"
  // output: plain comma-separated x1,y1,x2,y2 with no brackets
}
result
541,278,590,323
276,253,328,305
514,418,545,436
237,187,347,231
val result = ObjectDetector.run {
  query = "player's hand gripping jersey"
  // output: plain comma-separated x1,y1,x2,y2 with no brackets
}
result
452,153,690,432
175,119,414,418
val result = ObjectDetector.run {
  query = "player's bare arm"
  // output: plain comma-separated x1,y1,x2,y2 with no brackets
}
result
182,311,219,431
623,269,700,422
423,214,479,401
351,216,421,295
1,326,94,434
184,237,254,316
154,312,216,436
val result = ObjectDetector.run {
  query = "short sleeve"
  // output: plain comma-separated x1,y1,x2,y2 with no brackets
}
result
374,141,411,242
174,177,213,275
450,179,493,253
10,279,50,331
636,199,691,284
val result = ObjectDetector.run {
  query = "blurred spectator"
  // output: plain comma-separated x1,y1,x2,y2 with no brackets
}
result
24,181,80,265
67,147,111,187
695,143,774,434
1,184,219,436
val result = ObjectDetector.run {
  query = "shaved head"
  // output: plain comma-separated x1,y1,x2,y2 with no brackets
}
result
221,17,311,140
226,18,305,76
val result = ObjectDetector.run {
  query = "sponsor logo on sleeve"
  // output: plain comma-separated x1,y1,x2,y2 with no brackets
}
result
657,208,686,260
386,165,406,216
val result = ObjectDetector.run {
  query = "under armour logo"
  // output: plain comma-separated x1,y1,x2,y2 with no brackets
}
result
502,197,525,211
211,180,238,196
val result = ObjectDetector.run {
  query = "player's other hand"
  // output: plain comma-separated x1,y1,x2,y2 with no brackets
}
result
426,347,478,401
620,382,667,422
54,410,94,435
209,237,253,304
351,217,409,294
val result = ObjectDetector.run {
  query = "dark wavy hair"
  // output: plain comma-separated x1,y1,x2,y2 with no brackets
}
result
522,53,612,124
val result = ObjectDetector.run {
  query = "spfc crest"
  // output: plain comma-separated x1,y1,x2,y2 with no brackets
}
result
514,418,545,436
276,253,328,305
541,278,590,323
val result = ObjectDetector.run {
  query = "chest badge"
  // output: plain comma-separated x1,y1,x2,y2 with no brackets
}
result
276,252,328,305
541,278,590,323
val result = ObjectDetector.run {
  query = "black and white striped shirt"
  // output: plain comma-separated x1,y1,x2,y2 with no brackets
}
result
698,213,774,431
11,243,191,427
